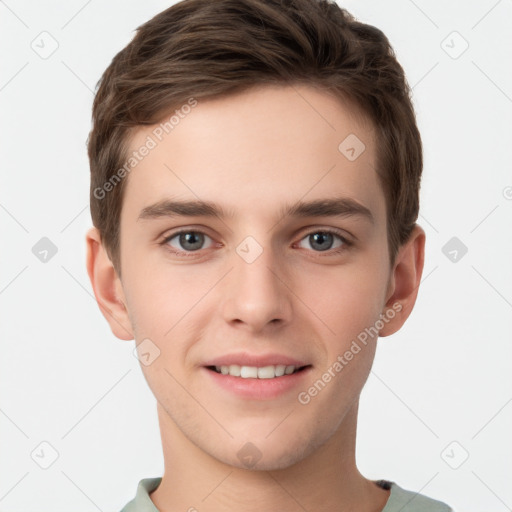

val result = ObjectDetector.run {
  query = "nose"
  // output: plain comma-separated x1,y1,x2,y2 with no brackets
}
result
220,242,293,333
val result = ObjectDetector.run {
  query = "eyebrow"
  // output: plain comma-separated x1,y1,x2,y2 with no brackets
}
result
138,197,374,224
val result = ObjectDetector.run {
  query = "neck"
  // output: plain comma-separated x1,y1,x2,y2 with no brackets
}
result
149,400,390,512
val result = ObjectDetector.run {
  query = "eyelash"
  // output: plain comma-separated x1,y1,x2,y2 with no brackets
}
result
160,228,353,258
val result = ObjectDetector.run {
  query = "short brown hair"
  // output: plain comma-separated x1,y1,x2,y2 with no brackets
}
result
88,0,422,274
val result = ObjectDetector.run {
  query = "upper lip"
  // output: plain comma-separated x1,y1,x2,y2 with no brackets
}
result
202,352,310,368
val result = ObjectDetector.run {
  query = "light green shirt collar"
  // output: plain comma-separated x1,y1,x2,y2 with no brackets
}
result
119,477,453,512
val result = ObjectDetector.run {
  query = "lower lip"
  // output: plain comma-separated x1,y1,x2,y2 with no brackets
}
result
203,367,312,400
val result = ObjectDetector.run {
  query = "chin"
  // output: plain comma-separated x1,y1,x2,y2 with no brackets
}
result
206,429,322,472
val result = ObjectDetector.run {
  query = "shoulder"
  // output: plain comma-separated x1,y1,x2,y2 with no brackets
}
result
119,477,162,512
379,480,454,512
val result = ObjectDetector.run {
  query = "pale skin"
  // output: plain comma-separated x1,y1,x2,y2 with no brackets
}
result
86,84,425,512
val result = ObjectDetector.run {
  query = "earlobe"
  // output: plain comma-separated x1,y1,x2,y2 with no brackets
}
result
379,224,426,337
85,227,134,341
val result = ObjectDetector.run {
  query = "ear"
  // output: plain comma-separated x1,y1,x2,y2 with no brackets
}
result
379,224,426,337
85,227,134,340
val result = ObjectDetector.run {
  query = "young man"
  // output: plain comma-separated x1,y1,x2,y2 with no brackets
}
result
86,0,454,510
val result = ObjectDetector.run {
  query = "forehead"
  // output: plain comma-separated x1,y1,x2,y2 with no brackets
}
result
121,84,384,227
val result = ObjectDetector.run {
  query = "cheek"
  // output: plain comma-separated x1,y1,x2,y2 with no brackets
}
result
121,260,214,388
122,257,207,337
292,256,388,340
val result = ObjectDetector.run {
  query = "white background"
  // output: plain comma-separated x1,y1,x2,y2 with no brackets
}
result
1,1,511,511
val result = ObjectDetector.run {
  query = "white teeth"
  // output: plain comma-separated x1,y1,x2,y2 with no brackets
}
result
229,364,241,377
284,365,295,375
240,366,258,378
214,364,300,378
275,365,286,377
257,366,275,379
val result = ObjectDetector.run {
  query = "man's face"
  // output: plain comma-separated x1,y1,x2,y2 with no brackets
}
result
117,84,393,469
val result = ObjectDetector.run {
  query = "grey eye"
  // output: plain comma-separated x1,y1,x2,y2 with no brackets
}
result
298,232,345,252
167,231,213,252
